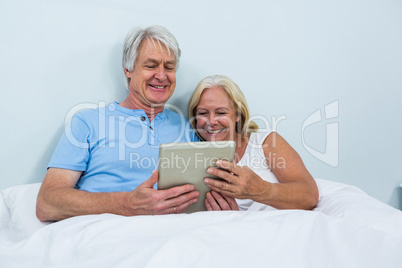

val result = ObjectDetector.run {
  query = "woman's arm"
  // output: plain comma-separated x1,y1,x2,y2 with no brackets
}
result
257,132,319,209
204,132,319,210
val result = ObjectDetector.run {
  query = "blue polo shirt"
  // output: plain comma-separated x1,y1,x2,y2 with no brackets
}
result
48,102,199,192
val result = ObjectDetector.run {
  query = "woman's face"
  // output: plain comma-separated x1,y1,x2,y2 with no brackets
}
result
195,86,240,141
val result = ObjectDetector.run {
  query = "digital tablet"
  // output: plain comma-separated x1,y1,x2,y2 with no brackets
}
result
157,141,236,213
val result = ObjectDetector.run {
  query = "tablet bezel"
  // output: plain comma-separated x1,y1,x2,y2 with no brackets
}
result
157,141,236,213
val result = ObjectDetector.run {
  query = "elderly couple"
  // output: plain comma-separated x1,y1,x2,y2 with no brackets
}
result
36,26,319,221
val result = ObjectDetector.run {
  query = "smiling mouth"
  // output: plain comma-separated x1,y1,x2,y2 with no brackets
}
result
149,84,167,89
205,129,224,134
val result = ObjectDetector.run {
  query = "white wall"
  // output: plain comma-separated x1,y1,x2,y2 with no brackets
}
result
1,0,401,209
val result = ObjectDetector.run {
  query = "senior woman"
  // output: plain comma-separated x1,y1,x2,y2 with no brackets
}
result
188,75,319,211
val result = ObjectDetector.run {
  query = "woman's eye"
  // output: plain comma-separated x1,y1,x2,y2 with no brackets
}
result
197,112,207,116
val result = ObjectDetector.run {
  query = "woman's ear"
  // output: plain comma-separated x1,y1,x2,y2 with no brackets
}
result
236,112,241,122
235,112,242,134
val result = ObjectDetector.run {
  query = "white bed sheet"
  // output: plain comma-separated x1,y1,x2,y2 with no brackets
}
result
1,179,402,268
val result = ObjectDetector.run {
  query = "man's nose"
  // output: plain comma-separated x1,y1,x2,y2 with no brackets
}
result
155,66,167,80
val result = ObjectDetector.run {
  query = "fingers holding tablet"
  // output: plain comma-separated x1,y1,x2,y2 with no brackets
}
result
205,191,239,211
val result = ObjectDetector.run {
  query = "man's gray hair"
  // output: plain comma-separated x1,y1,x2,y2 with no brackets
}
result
122,25,181,88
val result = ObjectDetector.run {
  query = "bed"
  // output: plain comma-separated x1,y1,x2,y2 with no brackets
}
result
1,178,401,267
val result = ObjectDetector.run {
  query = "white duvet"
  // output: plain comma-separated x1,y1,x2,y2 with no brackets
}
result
1,179,402,268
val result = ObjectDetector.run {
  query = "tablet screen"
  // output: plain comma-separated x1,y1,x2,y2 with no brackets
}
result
157,141,236,213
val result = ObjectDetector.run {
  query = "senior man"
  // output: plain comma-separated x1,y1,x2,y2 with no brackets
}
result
36,26,200,221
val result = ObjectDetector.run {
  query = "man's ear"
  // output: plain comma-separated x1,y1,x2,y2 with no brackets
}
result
124,68,132,78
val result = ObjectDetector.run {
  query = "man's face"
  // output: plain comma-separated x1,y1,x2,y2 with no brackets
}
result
125,39,177,108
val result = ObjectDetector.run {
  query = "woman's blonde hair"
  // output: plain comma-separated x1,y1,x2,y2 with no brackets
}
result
188,75,259,139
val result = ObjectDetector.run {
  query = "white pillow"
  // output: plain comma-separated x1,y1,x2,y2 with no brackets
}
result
1,183,49,240
314,178,402,238
0,190,11,229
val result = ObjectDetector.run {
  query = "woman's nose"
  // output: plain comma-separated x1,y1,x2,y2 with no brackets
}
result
208,114,218,125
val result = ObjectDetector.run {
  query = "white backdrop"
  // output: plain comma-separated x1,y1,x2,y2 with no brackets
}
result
1,0,401,209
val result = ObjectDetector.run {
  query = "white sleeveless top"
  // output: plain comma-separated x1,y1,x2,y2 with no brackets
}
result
236,130,279,211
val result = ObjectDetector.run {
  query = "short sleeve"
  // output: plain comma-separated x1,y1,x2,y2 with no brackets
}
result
47,114,91,171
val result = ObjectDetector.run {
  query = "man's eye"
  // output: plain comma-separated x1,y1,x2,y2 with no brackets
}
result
145,65,156,69
165,66,175,71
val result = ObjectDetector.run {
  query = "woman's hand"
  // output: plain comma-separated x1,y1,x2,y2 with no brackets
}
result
204,160,269,200
205,191,239,211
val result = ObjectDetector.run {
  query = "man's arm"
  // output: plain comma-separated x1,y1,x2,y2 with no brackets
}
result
36,168,199,221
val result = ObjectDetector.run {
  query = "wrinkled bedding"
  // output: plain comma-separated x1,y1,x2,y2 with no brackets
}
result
1,179,401,267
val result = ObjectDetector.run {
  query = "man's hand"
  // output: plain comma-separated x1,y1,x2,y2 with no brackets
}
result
124,170,200,215
36,168,199,222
